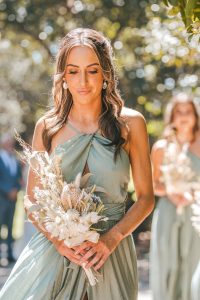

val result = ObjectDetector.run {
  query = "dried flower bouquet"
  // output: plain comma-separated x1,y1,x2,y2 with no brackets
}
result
16,133,108,286
160,142,200,214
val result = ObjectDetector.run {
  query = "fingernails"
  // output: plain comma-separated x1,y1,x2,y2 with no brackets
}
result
81,261,88,267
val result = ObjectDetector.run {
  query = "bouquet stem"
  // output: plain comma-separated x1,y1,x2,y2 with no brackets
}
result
82,263,98,286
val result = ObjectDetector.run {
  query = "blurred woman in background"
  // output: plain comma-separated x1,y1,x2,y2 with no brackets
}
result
150,93,200,300
191,130,200,300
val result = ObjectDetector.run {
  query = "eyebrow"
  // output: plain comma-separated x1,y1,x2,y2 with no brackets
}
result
66,63,100,68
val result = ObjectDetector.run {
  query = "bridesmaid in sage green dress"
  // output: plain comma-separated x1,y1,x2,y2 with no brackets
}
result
0,28,154,300
150,94,200,300
191,131,200,300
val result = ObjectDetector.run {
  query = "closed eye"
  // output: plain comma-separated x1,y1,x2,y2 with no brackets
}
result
68,70,78,74
88,70,98,74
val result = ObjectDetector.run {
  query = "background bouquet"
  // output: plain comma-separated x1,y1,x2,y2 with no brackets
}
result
160,141,200,214
16,133,108,285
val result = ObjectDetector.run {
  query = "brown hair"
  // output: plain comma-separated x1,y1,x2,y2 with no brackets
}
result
163,93,200,140
42,28,125,159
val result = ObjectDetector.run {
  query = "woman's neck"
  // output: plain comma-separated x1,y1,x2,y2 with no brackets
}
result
68,102,102,126
176,130,195,145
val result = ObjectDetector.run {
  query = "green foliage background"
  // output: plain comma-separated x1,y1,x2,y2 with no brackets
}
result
0,0,200,144
163,0,200,37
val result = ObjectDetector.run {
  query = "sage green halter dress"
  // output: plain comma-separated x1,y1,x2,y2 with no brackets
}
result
150,150,200,300
192,260,200,300
0,124,138,300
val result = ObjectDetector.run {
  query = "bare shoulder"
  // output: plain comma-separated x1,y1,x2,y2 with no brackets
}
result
34,116,46,132
34,113,56,135
32,116,46,150
121,106,144,119
121,106,146,134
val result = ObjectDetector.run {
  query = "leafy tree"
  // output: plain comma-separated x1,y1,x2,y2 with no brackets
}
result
163,0,200,38
0,0,199,142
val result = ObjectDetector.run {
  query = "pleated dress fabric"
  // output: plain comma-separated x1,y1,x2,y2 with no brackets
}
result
150,150,200,300
191,259,200,300
0,131,138,300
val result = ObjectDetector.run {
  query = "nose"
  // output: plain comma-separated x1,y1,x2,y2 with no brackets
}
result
80,70,88,87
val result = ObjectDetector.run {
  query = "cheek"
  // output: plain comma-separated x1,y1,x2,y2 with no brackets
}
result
190,115,197,126
173,115,181,124
90,76,103,89
183,114,196,124
65,75,78,85
173,116,185,130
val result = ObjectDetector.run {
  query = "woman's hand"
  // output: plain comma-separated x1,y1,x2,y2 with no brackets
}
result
54,240,83,266
168,192,193,207
8,188,18,201
73,231,121,271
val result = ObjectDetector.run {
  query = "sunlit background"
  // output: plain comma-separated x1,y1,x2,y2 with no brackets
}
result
0,1,200,298
1,0,200,142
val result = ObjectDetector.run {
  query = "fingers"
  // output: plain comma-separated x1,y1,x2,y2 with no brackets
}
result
80,248,97,263
57,242,83,264
59,239,111,270
68,249,82,260
65,255,81,266
56,241,95,267
94,256,107,271
64,249,85,266
75,242,93,255
85,254,103,269
71,246,86,256
79,244,109,270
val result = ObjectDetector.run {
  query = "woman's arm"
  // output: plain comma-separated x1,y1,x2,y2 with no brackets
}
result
25,118,83,265
76,111,155,270
109,112,155,237
151,140,167,197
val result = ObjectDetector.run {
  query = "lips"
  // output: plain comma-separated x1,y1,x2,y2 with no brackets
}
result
77,89,91,94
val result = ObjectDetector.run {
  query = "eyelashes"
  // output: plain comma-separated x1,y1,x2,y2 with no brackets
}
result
67,70,98,75
68,71,77,74
88,70,98,74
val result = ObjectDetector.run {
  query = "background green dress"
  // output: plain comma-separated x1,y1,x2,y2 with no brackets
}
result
0,131,138,300
192,260,200,300
150,150,200,300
